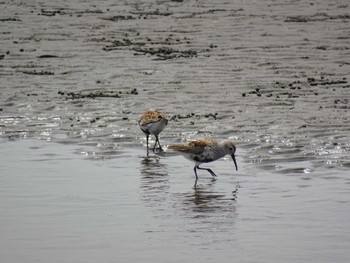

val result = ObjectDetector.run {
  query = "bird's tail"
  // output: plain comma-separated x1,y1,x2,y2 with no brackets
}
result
168,144,188,152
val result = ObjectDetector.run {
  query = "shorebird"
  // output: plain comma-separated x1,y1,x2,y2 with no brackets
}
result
138,110,168,153
169,138,238,187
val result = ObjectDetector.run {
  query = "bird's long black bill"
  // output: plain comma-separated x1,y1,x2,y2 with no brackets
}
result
232,154,238,171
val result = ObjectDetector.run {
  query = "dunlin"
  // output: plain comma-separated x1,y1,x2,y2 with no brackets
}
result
169,138,238,187
138,110,168,152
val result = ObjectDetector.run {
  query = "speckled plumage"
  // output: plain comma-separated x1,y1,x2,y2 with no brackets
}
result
169,138,238,187
169,138,219,157
138,110,168,152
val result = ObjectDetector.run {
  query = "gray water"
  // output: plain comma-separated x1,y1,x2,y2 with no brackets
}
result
1,0,350,262
1,139,349,262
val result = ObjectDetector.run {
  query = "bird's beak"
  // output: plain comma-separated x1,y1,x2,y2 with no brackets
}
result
232,154,238,171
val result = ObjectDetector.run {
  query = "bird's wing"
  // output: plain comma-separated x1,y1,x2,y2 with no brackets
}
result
169,138,218,155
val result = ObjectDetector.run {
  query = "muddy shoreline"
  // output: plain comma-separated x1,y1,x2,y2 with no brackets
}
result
1,0,349,168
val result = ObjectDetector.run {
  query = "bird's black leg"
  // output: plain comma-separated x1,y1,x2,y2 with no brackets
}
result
146,134,150,155
157,137,162,151
153,135,162,152
193,165,199,188
196,165,217,178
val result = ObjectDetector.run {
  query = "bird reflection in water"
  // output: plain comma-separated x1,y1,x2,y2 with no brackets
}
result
177,185,239,235
183,184,238,214
140,154,169,205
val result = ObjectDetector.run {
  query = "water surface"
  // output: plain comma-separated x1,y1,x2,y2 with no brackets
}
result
1,139,350,262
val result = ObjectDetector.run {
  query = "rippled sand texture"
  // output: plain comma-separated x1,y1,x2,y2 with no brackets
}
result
1,0,350,172
1,1,349,169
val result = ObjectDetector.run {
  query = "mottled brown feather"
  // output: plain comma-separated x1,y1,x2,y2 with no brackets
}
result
169,138,218,155
138,110,167,126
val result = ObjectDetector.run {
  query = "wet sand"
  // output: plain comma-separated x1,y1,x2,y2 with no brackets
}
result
1,0,349,169
1,0,350,262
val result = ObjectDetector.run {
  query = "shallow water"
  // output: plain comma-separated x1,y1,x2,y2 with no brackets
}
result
1,139,350,262
1,0,350,262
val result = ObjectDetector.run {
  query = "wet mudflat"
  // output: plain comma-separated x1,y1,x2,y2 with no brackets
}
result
1,0,350,262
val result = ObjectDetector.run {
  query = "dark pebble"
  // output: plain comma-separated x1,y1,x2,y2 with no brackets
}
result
37,55,58,58
130,88,138,95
